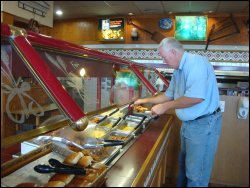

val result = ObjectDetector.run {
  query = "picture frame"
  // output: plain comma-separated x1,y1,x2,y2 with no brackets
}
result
175,16,208,41
98,18,125,41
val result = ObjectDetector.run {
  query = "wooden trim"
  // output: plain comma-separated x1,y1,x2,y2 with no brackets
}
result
131,116,173,186
1,143,52,177
1,120,69,149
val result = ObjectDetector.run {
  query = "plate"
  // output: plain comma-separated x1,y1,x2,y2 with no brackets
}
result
159,18,173,30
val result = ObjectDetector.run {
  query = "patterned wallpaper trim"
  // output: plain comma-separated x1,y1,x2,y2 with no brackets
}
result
96,48,249,63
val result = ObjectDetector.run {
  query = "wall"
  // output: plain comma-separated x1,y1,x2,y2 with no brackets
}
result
211,95,249,187
2,12,248,46
1,1,54,27
45,13,249,77
49,14,249,45
165,96,249,187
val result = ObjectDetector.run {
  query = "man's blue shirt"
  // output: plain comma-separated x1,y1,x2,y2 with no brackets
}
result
165,52,220,121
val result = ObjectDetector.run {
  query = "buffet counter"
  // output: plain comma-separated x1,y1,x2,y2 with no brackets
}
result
1,114,174,187
104,114,174,187
1,23,174,187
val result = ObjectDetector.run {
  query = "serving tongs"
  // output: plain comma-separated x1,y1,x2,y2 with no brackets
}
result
96,108,119,124
83,138,125,149
35,136,85,150
48,158,82,169
144,111,159,120
121,101,134,120
35,136,124,149
34,158,86,175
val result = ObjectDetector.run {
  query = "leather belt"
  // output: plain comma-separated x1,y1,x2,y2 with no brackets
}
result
195,107,221,120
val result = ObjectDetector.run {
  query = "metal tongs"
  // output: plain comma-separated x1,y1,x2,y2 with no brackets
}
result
82,138,124,149
96,108,120,124
35,136,85,150
144,111,159,120
34,158,86,175
121,101,134,119
35,136,124,150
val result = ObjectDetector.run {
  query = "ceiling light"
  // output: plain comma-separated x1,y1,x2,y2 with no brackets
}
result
128,13,134,15
56,10,63,16
208,10,214,13
79,68,86,77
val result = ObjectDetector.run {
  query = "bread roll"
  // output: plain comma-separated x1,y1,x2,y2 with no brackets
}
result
15,182,38,187
43,181,65,187
77,156,93,167
64,152,83,165
50,174,75,184
68,170,97,185
81,149,91,156
92,162,107,175
66,178,91,187
83,170,98,182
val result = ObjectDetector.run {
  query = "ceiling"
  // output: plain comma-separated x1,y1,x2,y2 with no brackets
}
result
53,1,249,20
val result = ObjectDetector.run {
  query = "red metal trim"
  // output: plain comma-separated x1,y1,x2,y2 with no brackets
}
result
154,69,169,87
97,77,101,109
13,36,85,122
27,31,130,66
130,64,157,94
1,23,11,36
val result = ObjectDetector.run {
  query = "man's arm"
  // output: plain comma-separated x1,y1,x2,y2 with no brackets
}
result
151,96,203,115
134,92,171,105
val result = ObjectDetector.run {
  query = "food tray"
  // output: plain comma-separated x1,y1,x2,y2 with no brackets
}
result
1,143,109,187
115,113,147,134
97,117,120,130
67,144,121,165
116,120,138,133
131,111,150,118
89,115,106,123
104,130,134,147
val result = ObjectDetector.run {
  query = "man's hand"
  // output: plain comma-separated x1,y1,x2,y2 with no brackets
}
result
134,98,148,105
151,103,170,115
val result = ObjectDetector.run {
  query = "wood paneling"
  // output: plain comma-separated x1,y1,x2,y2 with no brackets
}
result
2,12,248,45
50,14,249,45
1,12,14,25
164,96,249,187
210,95,249,187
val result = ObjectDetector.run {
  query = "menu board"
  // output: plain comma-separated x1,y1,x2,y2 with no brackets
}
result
98,18,125,41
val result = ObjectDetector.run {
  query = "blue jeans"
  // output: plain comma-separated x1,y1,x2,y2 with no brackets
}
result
176,111,222,187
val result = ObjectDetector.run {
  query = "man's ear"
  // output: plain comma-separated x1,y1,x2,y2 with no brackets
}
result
170,48,176,55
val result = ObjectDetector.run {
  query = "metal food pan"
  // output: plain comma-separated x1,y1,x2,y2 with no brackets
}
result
89,115,106,123
115,120,138,134
104,130,133,146
1,143,109,187
86,127,109,139
125,115,144,123
97,118,120,130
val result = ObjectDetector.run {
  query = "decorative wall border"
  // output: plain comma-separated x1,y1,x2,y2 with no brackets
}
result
84,44,249,74
96,48,249,63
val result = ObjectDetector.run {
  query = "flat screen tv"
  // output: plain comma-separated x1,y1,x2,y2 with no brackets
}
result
98,18,125,41
175,16,207,41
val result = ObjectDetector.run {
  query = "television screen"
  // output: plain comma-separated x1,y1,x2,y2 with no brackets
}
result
175,16,207,41
98,18,125,41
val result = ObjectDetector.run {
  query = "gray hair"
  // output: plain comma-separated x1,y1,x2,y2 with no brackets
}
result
158,37,184,53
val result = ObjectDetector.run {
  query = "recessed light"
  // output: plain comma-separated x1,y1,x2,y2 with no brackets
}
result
128,13,134,15
208,10,214,13
56,10,63,16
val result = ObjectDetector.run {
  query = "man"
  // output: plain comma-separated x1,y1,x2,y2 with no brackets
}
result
134,38,222,187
